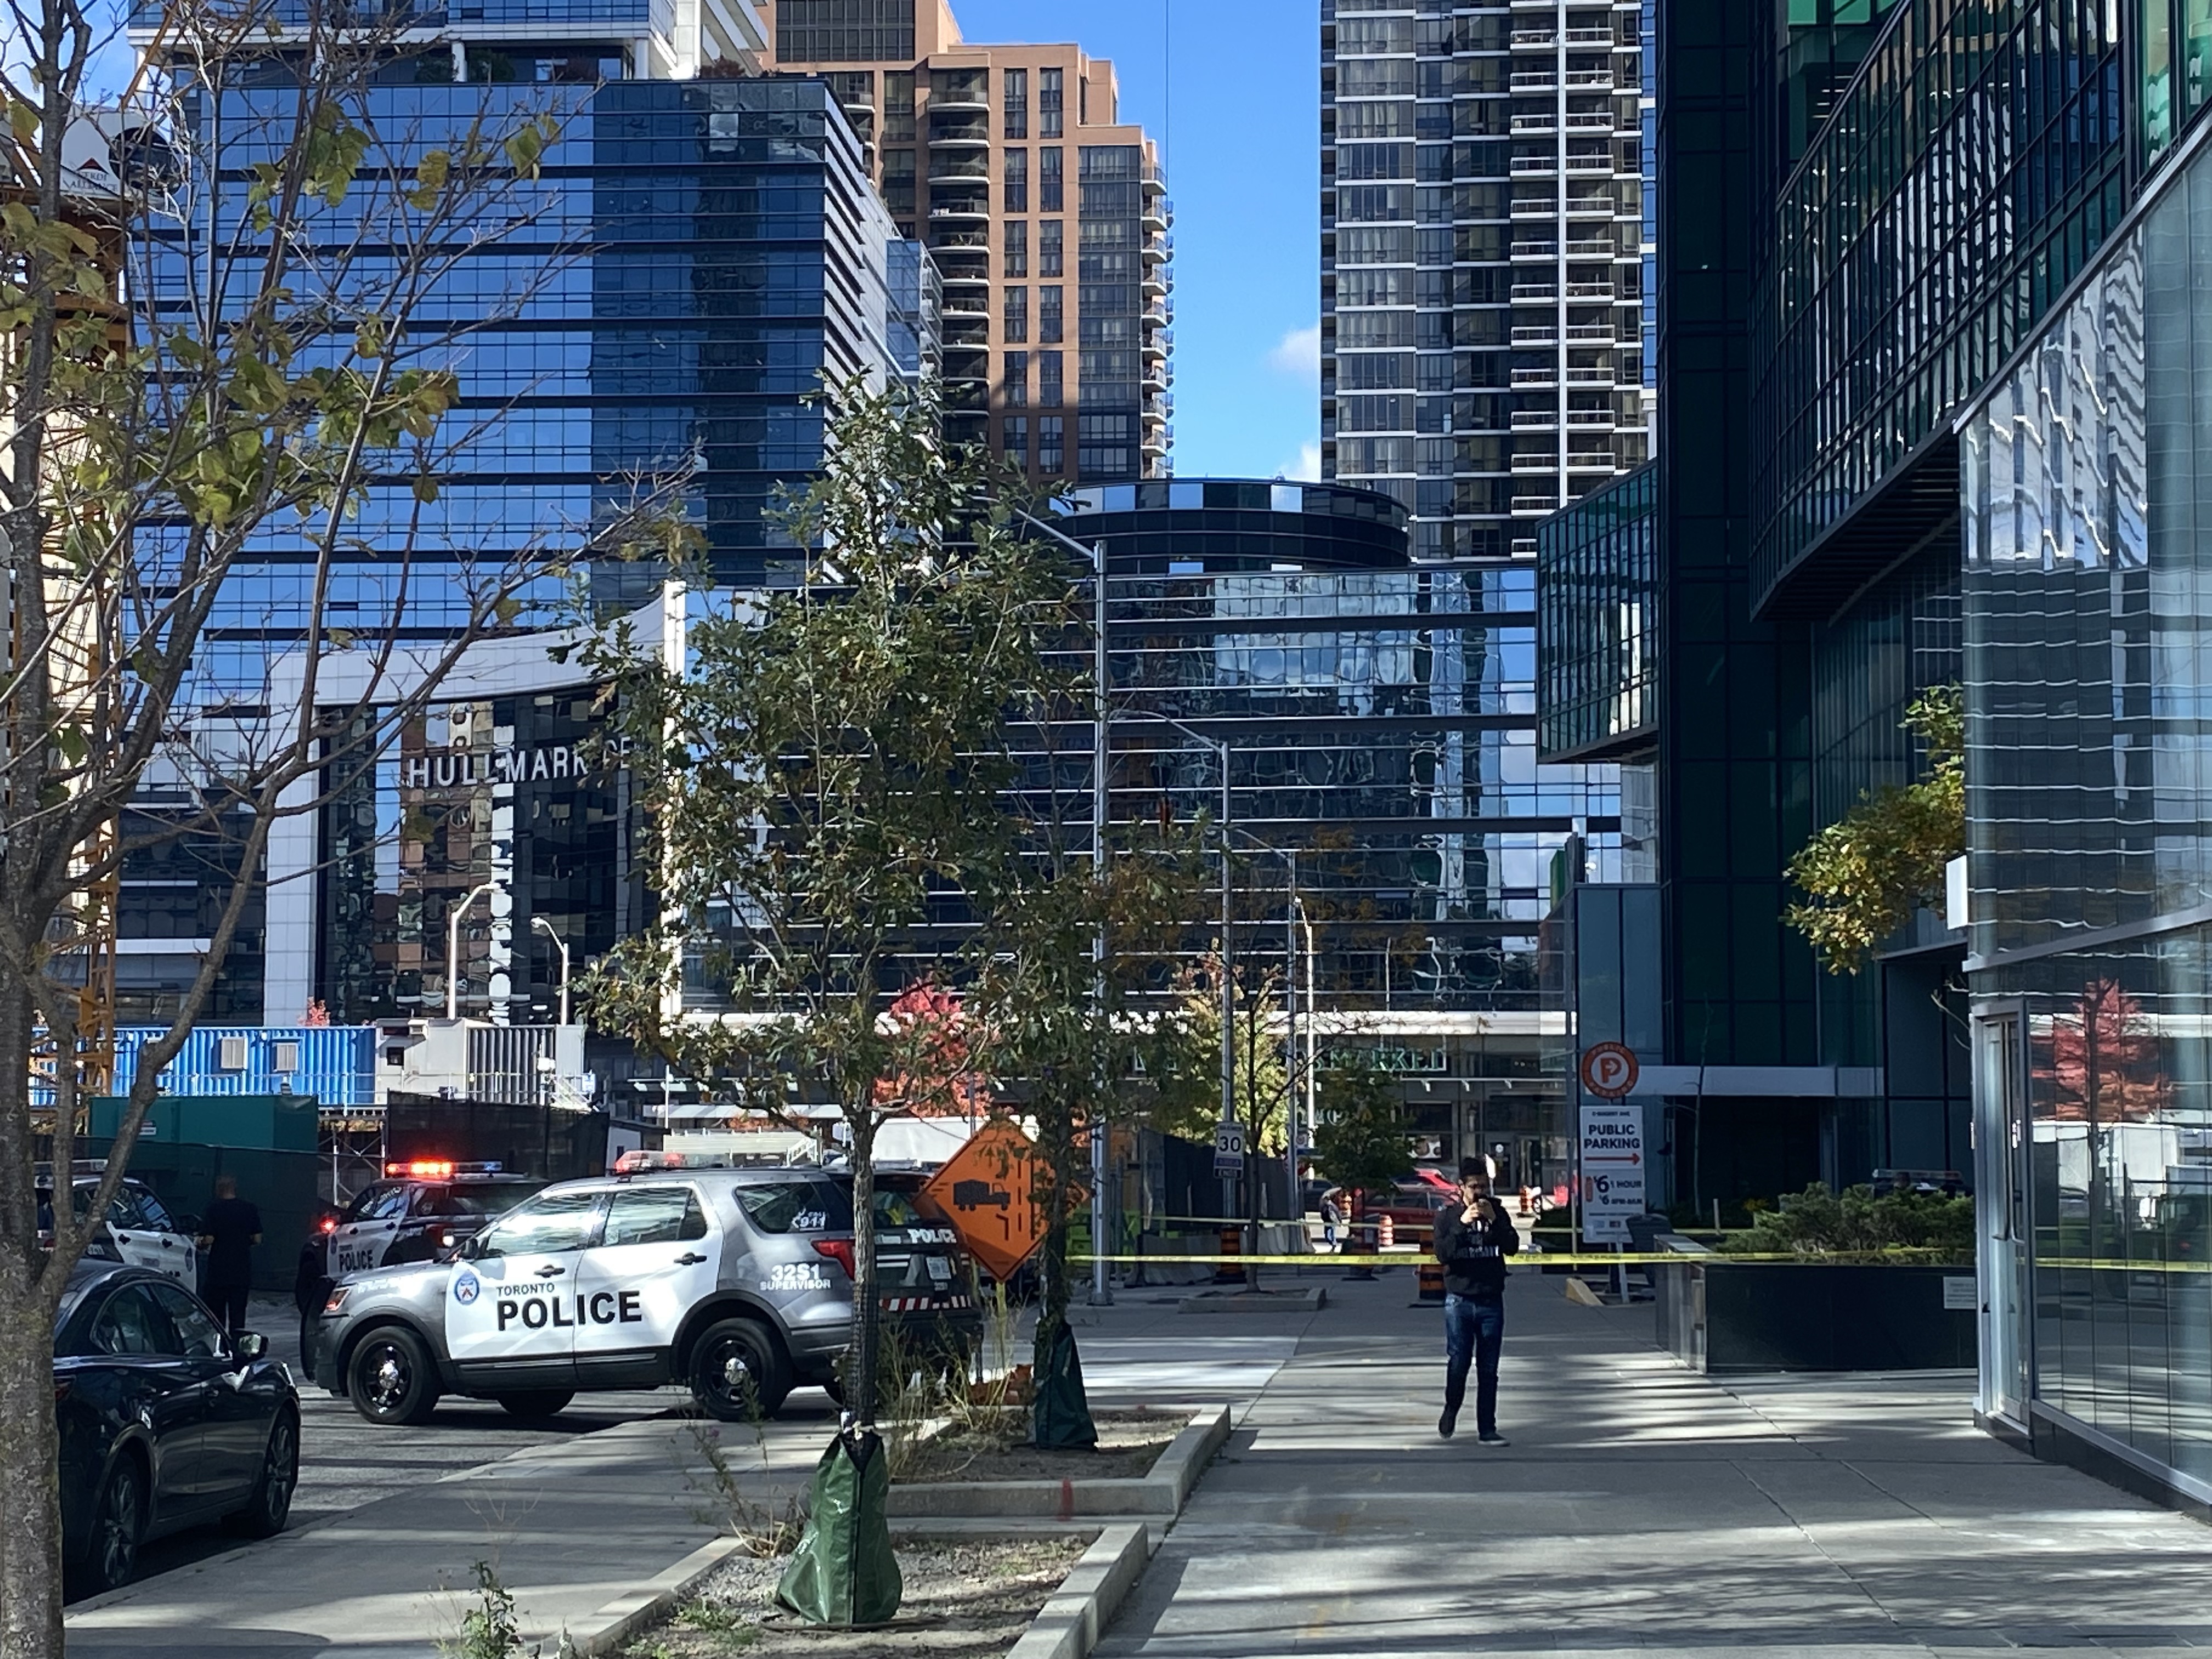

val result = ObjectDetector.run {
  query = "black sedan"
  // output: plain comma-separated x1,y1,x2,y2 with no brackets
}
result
55,1261,300,1598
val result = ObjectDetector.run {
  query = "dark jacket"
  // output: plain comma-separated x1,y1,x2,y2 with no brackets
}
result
1432,1199,1519,1298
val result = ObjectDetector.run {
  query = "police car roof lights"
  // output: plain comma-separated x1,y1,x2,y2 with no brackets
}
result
611,1148,801,1174
382,1159,505,1180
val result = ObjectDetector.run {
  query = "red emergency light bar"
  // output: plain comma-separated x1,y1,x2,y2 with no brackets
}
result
382,1159,505,1180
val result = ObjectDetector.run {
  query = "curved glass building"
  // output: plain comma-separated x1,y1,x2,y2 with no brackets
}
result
1066,477,1621,1186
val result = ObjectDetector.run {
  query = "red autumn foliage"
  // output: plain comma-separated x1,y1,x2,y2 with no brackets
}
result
873,981,992,1118
2034,979,2172,1123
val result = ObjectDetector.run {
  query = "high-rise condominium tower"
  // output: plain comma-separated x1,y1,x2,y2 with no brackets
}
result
1321,0,1650,558
763,0,1172,482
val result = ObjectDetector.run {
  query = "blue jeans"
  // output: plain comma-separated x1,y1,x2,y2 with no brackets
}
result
1442,1293,1505,1434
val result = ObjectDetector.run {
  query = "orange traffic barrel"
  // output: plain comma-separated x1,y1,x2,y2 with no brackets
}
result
1378,1212,1396,1250
1415,1260,1446,1304
1216,1226,1245,1283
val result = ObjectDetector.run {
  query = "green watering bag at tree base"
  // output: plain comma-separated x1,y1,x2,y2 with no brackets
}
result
1032,1317,1098,1450
775,1428,902,1626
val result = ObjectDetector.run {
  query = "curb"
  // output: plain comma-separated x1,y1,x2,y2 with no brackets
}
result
1002,1522,1153,1659
889,1406,1231,1519
559,1533,751,1659
1177,1286,1327,1313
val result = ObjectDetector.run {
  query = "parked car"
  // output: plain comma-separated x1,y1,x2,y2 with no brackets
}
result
54,1260,300,1597
310,1156,978,1426
37,1164,201,1286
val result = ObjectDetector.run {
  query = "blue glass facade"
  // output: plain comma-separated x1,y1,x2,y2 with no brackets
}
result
121,52,926,1022
1961,123,2212,1500
1534,459,1654,764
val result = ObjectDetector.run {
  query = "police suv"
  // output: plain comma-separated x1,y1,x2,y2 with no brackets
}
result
36,1165,199,1286
321,1160,548,1277
308,1156,979,1426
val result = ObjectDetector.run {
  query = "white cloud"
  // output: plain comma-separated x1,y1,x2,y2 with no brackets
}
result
1277,441,1323,482
1267,323,1322,385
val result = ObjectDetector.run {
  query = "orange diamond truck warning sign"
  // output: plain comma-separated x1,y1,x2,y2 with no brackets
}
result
923,1118,1047,1284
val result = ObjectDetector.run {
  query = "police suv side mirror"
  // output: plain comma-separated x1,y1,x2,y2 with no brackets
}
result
234,1332,267,1362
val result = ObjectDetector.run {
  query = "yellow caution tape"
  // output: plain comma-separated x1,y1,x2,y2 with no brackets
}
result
1069,1251,1969,1268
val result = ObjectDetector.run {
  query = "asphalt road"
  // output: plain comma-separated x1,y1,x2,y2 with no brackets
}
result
99,1292,845,1599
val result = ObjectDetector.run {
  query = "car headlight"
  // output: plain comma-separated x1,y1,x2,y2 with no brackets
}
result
321,1285,350,1315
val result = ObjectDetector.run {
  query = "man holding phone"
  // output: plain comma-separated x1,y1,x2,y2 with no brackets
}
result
1431,1156,1520,1444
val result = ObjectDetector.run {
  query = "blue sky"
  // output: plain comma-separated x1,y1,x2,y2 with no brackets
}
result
952,0,1322,481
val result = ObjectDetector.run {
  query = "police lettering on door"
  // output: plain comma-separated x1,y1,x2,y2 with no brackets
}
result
454,1268,645,1334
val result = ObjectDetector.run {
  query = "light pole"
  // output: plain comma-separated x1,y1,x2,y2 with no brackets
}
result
445,881,499,1020
1016,509,1119,1306
532,915,572,1027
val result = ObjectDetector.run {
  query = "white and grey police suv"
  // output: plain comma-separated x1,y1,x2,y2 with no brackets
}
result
308,1156,978,1425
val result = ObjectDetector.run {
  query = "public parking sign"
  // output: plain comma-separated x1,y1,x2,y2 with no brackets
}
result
1214,1121,1246,1176
1578,1101,1645,1244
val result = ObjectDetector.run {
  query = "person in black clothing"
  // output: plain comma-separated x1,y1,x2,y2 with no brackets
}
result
196,1175,263,1339
1431,1156,1519,1444
294,1226,334,1379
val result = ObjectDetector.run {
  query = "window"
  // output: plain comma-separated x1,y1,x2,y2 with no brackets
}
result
883,70,915,143
1003,349,1029,405
1004,218,1028,276
735,1180,843,1233
473,1189,602,1256
346,1183,409,1223
1002,414,1028,464
1040,66,1064,137
1040,220,1063,276
775,1,916,62
1003,285,1029,341
273,1040,300,1072
1038,415,1065,472
90,1284,177,1357
1003,148,1028,212
218,1035,248,1071
601,1187,708,1247
1040,146,1063,211
1039,285,1063,343
150,1283,227,1359
1003,66,1028,137
932,65,986,103
1039,350,1064,406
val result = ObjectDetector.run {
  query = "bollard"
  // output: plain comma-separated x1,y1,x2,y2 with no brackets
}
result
1215,1225,1244,1284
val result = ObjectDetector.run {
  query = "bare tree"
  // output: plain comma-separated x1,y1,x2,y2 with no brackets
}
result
0,2,684,1646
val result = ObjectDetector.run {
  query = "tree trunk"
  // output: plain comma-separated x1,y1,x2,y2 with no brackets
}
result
848,1115,880,1426
1034,1087,1073,1366
0,1275,65,1659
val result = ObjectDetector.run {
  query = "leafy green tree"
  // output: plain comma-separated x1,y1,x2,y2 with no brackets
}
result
1148,957,1293,1153
579,379,1066,1446
967,814,1205,1444
1311,1063,1414,1210
0,12,613,1646
1786,685,1965,973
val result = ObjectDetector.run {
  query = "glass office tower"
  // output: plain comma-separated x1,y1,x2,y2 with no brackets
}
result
1961,116,2212,1505
122,5,932,1023
1063,478,1620,1189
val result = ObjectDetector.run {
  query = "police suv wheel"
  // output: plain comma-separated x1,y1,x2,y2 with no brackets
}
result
690,1318,789,1421
347,1327,441,1426
496,1390,573,1420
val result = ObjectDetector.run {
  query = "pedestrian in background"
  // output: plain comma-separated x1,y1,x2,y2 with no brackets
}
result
196,1174,263,1340
1431,1156,1519,1444
1321,1190,1342,1250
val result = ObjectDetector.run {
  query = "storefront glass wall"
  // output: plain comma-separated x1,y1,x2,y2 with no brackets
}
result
1964,129,2212,1494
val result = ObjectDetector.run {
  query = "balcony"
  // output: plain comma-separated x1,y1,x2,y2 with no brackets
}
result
1565,111,1615,132
927,202,991,223
1511,325,1559,346
1512,27,1555,47
1565,195,1615,216
1565,323,1620,343
1142,170,1168,198
1513,452,1559,472
1143,202,1171,233
927,123,990,148
928,159,989,185
1142,272,1170,297
1566,450,1617,470
1511,365,1560,388
1512,493,1560,515
1566,69,1615,89
1510,199,1558,219
1511,239,1558,259
1142,234,1172,264
926,93,989,114
1510,71,1558,93
1565,365,1616,385
1565,26,1612,43
943,319,990,348
1566,409,1617,428
1566,281,1615,300
1511,114,1558,136
1510,410,1560,430
1566,238,1617,257
1565,151,1615,174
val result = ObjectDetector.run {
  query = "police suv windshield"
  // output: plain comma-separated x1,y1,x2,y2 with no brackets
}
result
433,1180,543,1218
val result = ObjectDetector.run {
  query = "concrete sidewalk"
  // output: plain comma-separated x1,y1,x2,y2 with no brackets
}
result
1094,1270,2212,1658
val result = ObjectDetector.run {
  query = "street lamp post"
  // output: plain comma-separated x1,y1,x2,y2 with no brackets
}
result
532,915,572,1027
444,881,499,1021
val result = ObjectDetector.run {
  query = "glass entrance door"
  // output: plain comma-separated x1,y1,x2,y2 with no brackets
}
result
1975,1011,2032,1425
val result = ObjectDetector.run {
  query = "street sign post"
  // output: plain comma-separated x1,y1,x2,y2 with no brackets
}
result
1213,1120,1246,1177
1577,1099,1645,1245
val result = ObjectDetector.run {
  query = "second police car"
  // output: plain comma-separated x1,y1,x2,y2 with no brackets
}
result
308,1154,980,1425
322,1160,548,1277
